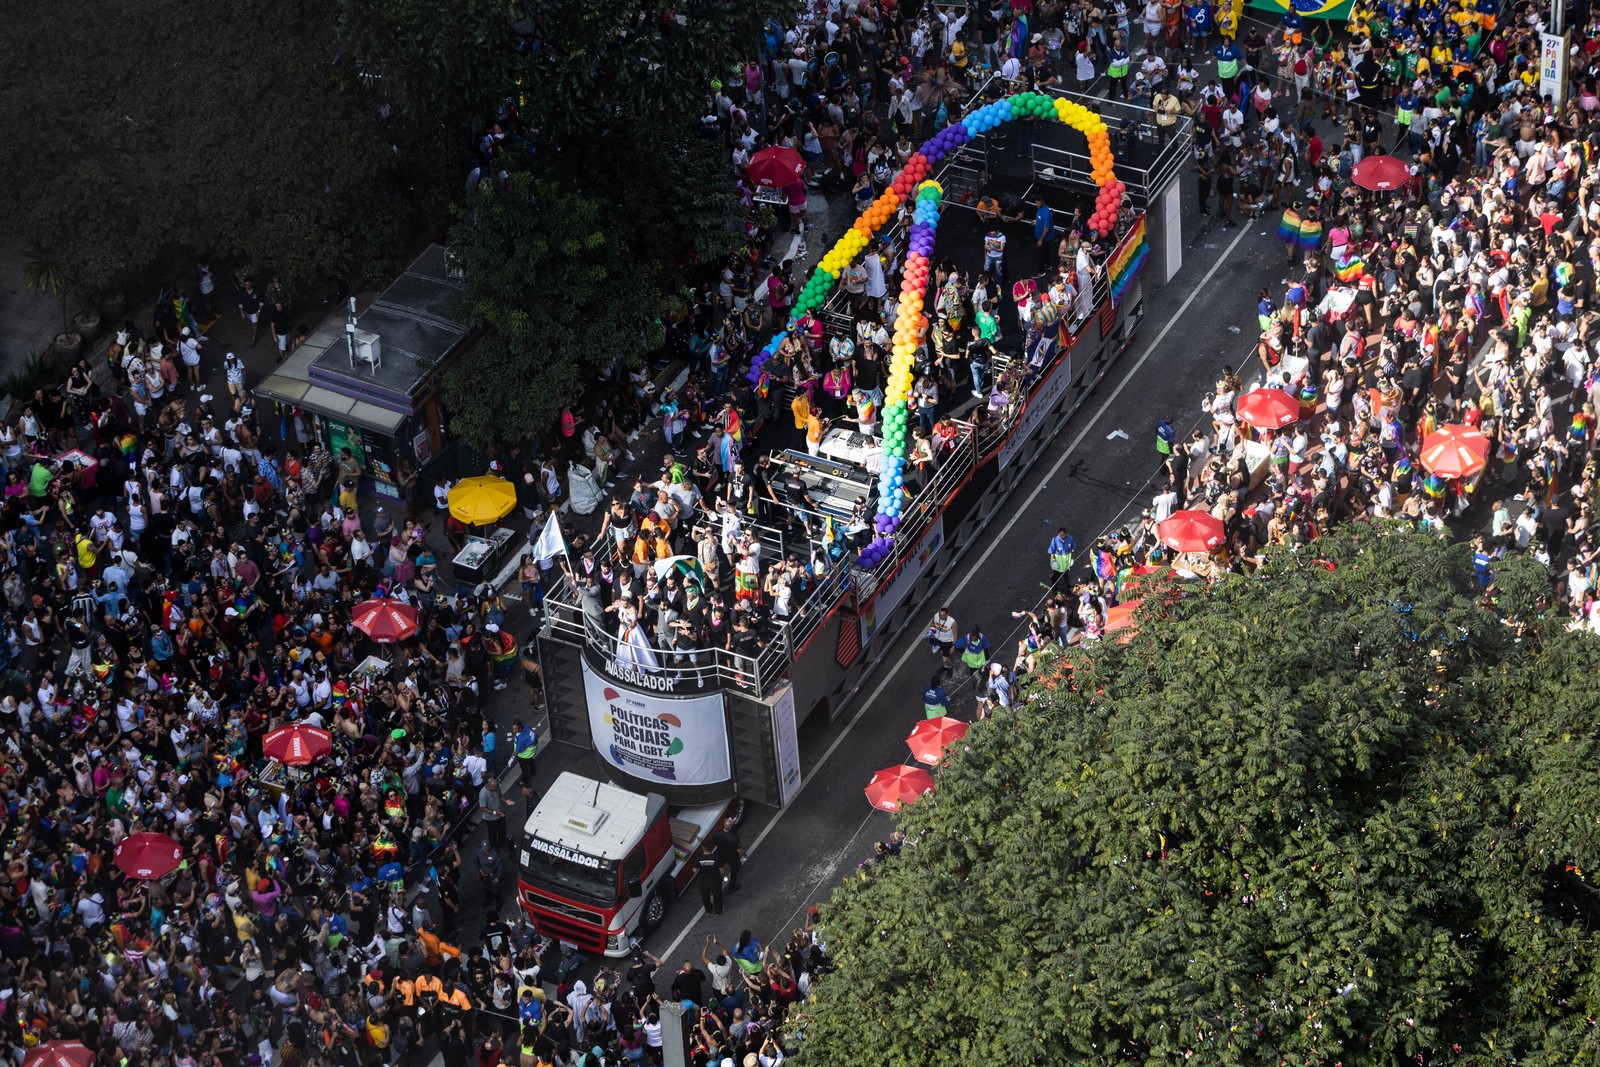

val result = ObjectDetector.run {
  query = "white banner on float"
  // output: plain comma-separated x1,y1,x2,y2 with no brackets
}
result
582,659,732,786
861,515,945,646
771,685,802,808
999,348,1074,470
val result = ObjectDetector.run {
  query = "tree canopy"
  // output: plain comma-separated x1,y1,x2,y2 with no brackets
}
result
336,0,787,142
799,528,1600,1065
337,0,780,446
0,0,412,294
442,174,661,448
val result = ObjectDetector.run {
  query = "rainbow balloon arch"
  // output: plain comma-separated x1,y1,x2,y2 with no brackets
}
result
745,90,1127,568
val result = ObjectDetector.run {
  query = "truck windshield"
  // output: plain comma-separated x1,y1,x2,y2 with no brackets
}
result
521,842,620,906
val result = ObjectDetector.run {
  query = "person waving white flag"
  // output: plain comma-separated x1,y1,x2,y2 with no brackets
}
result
531,512,565,562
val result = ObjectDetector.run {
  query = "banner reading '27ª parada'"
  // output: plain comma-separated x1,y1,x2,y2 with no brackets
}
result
1246,0,1354,20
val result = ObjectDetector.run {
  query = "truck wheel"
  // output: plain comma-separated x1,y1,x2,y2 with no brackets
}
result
639,888,668,936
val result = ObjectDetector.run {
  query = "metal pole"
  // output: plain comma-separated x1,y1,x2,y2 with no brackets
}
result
1553,0,1564,35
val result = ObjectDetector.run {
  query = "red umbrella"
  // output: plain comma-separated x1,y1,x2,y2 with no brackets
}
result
352,597,419,644
746,145,807,188
1352,154,1412,191
1104,599,1139,639
1235,388,1301,430
262,723,333,766
1419,424,1490,480
113,832,183,880
906,717,970,765
25,1043,94,1067
865,765,934,812
1157,510,1226,553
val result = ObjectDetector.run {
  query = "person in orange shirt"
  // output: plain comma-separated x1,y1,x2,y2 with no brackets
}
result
417,922,461,969
805,409,827,456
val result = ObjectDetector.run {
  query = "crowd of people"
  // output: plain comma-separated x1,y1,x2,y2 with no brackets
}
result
1,0,916,1058
5,0,1593,1061
893,0,1600,721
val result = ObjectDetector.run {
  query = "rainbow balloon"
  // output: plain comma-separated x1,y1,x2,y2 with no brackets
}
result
857,179,945,567
740,92,1122,569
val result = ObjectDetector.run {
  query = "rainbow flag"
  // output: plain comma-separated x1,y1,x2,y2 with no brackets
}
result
1296,216,1323,251
1277,208,1302,244
1333,254,1364,283
1108,218,1148,308
1278,207,1322,250
1297,381,1318,419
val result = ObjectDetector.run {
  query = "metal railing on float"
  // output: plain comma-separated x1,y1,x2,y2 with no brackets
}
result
539,518,836,699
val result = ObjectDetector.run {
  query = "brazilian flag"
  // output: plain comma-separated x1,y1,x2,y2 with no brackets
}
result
1248,0,1354,20
654,554,708,589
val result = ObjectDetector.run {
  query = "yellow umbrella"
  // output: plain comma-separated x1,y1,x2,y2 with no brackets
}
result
447,475,517,525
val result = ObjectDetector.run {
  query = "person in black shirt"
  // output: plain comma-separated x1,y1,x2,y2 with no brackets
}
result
854,344,883,398
694,846,724,915
692,444,719,500
238,279,264,347
751,455,782,522
724,462,753,517
781,471,809,514
268,301,291,362
1399,360,1425,427
437,870,461,936
627,948,662,999
710,817,745,893
705,605,731,651
438,1017,469,1067
670,960,707,1004
152,301,181,349
661,574,686,616
1360,111,1383,156
730,616,762,660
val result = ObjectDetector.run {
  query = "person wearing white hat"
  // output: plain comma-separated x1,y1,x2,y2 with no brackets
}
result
224,350,246,396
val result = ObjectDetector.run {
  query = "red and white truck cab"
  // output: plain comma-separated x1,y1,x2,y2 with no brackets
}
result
516,772,740,956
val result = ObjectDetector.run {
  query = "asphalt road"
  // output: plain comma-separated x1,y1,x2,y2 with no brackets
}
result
512,175,1295,970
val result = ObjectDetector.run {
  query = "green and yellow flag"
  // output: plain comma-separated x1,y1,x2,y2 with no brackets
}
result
1247,0,1353,20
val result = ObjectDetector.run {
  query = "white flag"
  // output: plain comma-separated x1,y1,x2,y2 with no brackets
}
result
614,624,660,673
531,512,565,562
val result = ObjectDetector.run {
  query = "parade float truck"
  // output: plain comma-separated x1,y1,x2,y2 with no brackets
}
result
533,85,1189,816
516,771,741,956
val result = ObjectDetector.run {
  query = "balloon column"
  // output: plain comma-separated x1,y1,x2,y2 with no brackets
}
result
857,179,945,569
740,92,1123,568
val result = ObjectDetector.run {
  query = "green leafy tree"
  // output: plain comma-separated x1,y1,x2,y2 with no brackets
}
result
618,135,748,274
339,0,765,446
0,0,410,295
22,245,75,337
799,528,1600,1065
336,0,787,140
442,173,661,449
338,0,768,268
334,0,522,134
